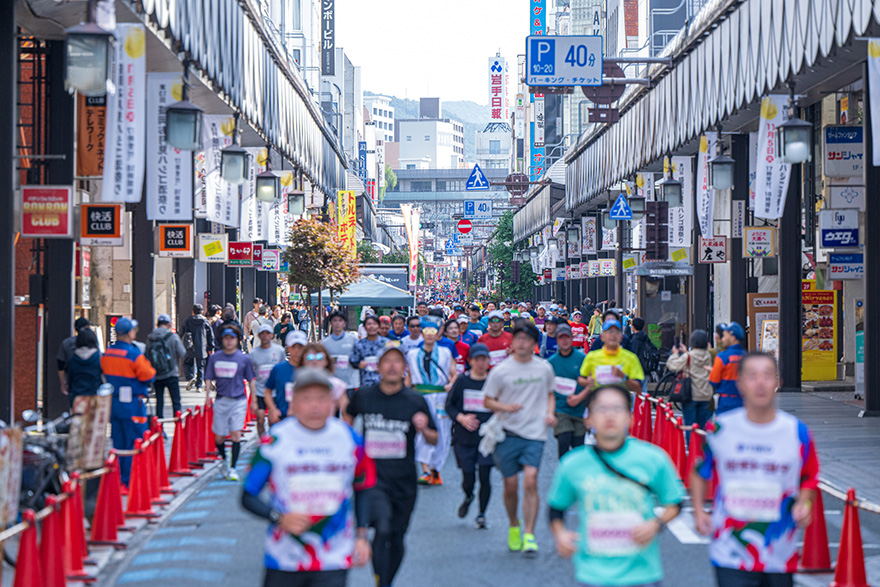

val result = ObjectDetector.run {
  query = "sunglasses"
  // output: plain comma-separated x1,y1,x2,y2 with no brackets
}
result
489,318,502,323
305,353,326,362
422,327,439,335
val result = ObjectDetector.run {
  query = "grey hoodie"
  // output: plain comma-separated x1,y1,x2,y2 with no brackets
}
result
666,347,714,401
146,326,187,379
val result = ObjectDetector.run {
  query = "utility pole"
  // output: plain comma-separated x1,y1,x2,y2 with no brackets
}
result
0,0,14,423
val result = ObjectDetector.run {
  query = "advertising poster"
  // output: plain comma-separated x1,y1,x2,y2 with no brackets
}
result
760,320,779,360
198,233,228,263
261,249,280,272
21,186,73,238
599,259,616,277
747,293,779,351
66,395,112,471
581,216,597,255
744,227,776,257
802,289,837,380
588,260,600,277
337,190,357,253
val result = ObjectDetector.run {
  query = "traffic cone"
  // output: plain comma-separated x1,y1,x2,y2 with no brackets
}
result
637,397,653,442
40,496,66,587
142,431,168,506
13,510,42,587
684,424,703,489
205,400,218,457
151,418,176,494
630,394,642,437
830,488,869,587
107,455,134,531
185,409,204,469
800,488,833,573
651,402,665,447
675,418,688,481
125,439,156,518
61,482,94,581
89,459,125,547
194,406,210,461
69,473,92,563
665,414,680,472
168,411,193,476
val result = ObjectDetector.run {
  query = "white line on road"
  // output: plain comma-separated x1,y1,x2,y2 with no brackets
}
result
666,511,710,545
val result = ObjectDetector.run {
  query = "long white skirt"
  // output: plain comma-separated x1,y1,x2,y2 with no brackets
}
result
415,391,452,471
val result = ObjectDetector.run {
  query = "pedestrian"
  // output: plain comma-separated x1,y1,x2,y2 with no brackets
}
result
535,305,547,330
243,298,263,340
350,315,390,389
215,306,243,350
250,305,275,347
249,324,287,437
399,316,424,355
477,310,513,369
578,317,644,394
666,329,714,435
101,318,156,486
57,317,92,398
691,352,819,587
263,331,308,425
204,325,256,481
146,313,187,420
483,322,556,556
569,310,588,348
321,311,360,396
709,322,747,414
406,319,456,486
586,308,603,342
344,344,437,587
547,324,589,458
549,384,684,587
628,318,656,393
241,367,375,587
65,328,103,407
273,312,294,345
445,342,493,528
182,304,214,392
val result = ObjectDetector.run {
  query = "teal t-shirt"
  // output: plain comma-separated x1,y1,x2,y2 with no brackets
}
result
547,349,588,417
547,439,685,587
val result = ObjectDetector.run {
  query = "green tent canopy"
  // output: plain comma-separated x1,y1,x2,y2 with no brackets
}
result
313,277,414,307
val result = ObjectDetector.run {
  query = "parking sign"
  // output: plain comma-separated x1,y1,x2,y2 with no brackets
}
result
464,200,492,220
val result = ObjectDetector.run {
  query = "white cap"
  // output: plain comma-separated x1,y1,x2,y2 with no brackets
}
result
488,310,504,320
257,324,274,334
285,331,308,347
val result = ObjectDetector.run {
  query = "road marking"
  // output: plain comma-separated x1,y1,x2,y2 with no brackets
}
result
197,489,231,497
130,550,232,566
666,511,710,545
143,536,237,550
116,568,226,584
184,498,220,508
170,509,211,521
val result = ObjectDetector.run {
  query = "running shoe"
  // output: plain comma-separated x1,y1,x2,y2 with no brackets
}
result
219,460,229,479
431,470,443,486
418,472,432,485
522,533,538,557
457,495,474,518
186,379,195,391
507,524,522,551
475,514,487,530
227,469,240,482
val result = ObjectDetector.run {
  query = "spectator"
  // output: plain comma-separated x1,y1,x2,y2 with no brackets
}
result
146,314,187,419
274,312,294,344
628,317,657,393
243,298,263,338
183,304,214,391
666,329,714,436
57,317,91,397
65,328,103,406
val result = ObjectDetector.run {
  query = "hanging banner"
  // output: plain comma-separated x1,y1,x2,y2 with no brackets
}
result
867,40,880,166
753,96,792,219
601,227,617,250
400,204,420,289
744,226,776,257
157,224,193,257
802,290,837,380
80,203,122,246
635,172,654,201
101,24,146,203
76,95,106,177
587,260,600,277
201,115,239,227
599,259,616,277
270,170,294,246
21,186,73,238
581,216,597,255
261,248,280,272
146,73,192,221
240,148,271,242
198,233,228,263
321,0,335,75
668,156,694,247
337,190,357,253
748,132,758,208
695,132,718,237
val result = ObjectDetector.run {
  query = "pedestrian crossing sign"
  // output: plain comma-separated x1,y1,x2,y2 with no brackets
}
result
609,193,633,220
465,164,490,191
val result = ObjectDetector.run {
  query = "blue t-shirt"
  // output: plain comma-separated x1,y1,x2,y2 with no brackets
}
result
459,330,478,346
547,349,588,417
205,349,255,398
387,328,409,342
264,361,295,417
540,333,559,358
466,321,485,338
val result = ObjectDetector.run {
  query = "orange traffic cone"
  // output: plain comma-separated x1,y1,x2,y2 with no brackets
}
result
205,400,219,457
830,488,869,587
13,510,42,587
168,411,193,476
61,482,94,581
684,424,703,489
40,496,66,587
185,409,204,469
675,418,688,481
89,459,125,547
69,473,93,564
125,439,157,518
629,394,642,437
800,488,833,573
651,402,665,448
637,397,653,442
151,418,176,494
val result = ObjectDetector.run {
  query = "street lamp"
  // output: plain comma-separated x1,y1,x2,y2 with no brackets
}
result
65,16,115,97
547,237,559,255
220,114,250,185
256,149,280,203
566,226,580,250
629,197,646,221
776,82,812,164
657,164,683,208
288,190,306,216
708,125,735,190
602,210,616,230
529,246,538,258
165,62,204,151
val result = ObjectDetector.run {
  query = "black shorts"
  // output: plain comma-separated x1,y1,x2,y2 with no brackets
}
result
263,568,347,587
715,567,793,587
370,484,417,536
256,396,267,410
453,443,494,472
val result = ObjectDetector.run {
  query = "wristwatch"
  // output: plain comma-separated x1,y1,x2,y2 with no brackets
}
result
654,518,666,531
269,509,282,524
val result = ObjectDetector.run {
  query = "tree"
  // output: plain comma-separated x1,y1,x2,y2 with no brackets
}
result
383,250,408,264
357,240,381,264
379,165,398,202
486,210,536,300
282,218,360,339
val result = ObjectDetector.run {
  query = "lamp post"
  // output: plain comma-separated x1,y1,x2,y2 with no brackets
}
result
220,113,250,185
708,125,735,191
776,82,813,164
64,0,115,97
288,190,306,217
165,61,204,151
256,149,280,203
657,161,683,207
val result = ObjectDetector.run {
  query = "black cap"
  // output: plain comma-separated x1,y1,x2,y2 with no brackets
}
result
74,317,90,331
468,343,490,359
328,310,348,324
512,322,540,342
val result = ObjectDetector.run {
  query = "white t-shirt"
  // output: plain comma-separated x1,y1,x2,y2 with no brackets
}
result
483,356,556,441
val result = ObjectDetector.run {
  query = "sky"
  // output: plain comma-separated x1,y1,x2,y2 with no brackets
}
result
335,0,531,104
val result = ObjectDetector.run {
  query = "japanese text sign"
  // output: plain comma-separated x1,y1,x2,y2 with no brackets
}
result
21,186,73,238
81,203,122,246
228,241,253,266
743,226,776,258
157,224,193,257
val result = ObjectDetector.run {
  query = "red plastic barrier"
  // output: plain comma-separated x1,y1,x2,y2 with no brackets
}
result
13,510,42,587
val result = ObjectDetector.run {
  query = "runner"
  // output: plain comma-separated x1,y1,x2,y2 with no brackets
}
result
350,315,390,389
378,316,392,339
249,324,286,437
445,343,493,529
263,331,307,425
691,352,819,587
322,311,360,398
241,368,376,587
300,342,349,414
388,315,409,342
569,310,589,349
466,304,485,338
547,324,589,458
578,318,644,393
483,322,556,556
344,345,438,587
399,316,424,356
204,325,256,481
443,318,471,376
456,314,478,347
406,319,456,486
477,310,513,369
709,321,747,414
539,317,560,359
548,384,684,587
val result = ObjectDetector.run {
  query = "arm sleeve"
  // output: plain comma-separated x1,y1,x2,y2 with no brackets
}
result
354,488,372,529
708,356,723,388
696,435,715,480
651,451,686,506
798,422,821,491
626,353,645,382
174,335,187,358
482,369,500,399
445,378,465,421
548,507,566,523
546,464,577,511
133,355,157,382
204,355,215,381
350,343,362,367
665,352,688,373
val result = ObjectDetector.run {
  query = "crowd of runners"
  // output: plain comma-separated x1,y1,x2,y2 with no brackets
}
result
161,297,822,587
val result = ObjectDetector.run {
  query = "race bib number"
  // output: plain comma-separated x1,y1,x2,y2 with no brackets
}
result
470,329,483,337
587,511,644,556
286,472,346,516
463,389,489,412
555,377,578,396
365,429,407,459
364,356,379,372
284,382,294,403
594,365,623,385
489,350,507,366
456,362,465,374
573,332,585,342
258,364,274,380
334,355,350,368
214,360,239,379
724,479,783,522
119,386,132,403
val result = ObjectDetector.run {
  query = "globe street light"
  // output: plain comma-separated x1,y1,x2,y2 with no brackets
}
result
708,125,735,191
657,163,683,208
776,82,813,164
220,113,250,185
256,149,280,203
65,19,115,97
165,62,204,151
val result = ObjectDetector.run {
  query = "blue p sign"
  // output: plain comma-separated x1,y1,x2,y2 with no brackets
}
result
530,38,555,74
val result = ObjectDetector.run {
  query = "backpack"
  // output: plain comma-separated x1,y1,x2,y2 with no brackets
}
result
149,331,177,375
183,330,194,351
633,333,660,378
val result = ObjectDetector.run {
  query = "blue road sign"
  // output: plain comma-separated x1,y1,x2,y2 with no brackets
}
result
465,164,490,191
464,199,492,220
609,193,633,220
526,35,604,87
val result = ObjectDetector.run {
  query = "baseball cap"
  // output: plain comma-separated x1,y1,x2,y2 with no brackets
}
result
572,309,582,316
220,327,240,340
115,317,138,335
555,324,573,337
457,314,469,323
378,343,406,362
292,367,333,393
379,316,392,324
602,318,623,331
721,321,745,341
468,304,481,312
157,313,172,325
257,324,274,335
549,304,559,311
468,343,490,359
285,331,308,347
487,310,504,320
512,321,540,342
454,305,465,311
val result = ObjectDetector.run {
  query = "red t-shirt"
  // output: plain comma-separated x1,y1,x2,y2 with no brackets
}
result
453,340,470,374
478,331,513,367
569,322,589,347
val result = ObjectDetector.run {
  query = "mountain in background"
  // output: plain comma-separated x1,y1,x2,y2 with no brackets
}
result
365,91,490,163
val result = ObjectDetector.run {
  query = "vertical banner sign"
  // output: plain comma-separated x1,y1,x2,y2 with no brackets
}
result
358,141,368,181
271,171,294,246
146,73,192,221
400,204,420,289
748,132,758,208
695,132,718,237
336,190,357,253
76,95,106,177
753,96,792,219
80,203,122,246
21,186,73,238
855,299,865,397
602,227,617,250
635,172,654,200
377,142,386,189
581,216,597,255
321,0,335,76
202,115,239,227
101,24,146,203
240,148,270,242
802,289,837,380
157,224,193,257
867,41,880,165
489,56,508,120
529,0,546,182
669,157,693,248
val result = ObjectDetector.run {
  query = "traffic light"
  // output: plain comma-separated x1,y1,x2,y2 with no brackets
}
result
645,201,669,260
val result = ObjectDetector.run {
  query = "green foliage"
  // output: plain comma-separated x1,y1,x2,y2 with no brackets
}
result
282,217,360,294
486,210,536,300
385,165,398,191
357,240,381,264
383,250,408,264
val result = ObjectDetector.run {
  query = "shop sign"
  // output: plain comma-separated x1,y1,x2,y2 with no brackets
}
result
731,200,745,238
828,253,864,279
819,209,859,249
599,259,616,276
802,289,837,381
634,261,694,277
587,260,600,277
21,186,73,238
743,227,775,257
228,241,253,266
261,248,280,272
198,233,228,263
76,94,105,177
823,125,864,177
569,263,581,279
747,293,778,351
80,203,122,246
157,224,193,257
622,254,638,272
554,267,565,281
252,243,264,269
828,185,865,211
543,268,552,280
697,236,727,264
